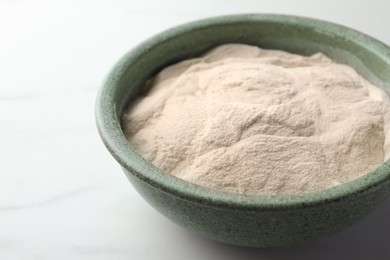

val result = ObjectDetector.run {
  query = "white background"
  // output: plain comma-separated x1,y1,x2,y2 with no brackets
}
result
1,0,390,259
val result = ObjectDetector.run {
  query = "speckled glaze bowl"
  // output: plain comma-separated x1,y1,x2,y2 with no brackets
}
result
96,14,390,247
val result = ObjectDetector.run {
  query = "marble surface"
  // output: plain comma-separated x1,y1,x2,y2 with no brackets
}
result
1,0,390,259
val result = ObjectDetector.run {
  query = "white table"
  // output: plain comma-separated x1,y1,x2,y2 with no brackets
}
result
1,0,389,259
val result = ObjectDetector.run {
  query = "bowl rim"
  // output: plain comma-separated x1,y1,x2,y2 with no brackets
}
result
96,13,390,210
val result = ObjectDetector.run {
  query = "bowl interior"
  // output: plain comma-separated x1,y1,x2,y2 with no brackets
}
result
96,14,390,209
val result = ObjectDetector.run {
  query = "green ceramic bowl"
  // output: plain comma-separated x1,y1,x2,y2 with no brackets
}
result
96,14,390,247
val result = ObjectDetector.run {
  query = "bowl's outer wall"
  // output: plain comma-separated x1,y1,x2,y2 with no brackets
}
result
125,167,390,247
98,15,390,247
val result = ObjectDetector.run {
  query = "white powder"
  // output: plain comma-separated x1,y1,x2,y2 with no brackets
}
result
122,44,390,196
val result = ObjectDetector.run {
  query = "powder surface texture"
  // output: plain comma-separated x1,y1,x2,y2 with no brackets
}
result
122,44,390,195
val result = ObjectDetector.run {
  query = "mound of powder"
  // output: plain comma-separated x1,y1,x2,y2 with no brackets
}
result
122,43,390,196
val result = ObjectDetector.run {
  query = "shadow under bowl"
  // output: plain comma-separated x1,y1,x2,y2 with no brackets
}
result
96,14,390,248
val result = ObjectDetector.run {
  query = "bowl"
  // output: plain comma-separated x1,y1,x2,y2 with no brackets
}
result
95,14,390,247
